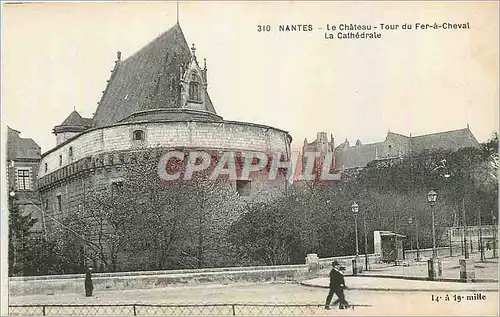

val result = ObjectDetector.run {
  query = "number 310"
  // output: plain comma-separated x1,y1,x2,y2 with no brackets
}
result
257,25,271,32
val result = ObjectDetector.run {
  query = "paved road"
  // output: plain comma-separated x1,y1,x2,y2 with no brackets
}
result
9,282,499,316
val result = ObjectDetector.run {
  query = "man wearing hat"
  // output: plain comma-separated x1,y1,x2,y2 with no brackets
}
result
325,260,349,310
85,267,94,297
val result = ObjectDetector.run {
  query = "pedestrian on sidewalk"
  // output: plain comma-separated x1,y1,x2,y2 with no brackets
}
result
325,260,349,310
85,267,93,297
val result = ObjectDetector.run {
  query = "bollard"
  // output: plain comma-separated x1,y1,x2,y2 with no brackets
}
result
427,258,442,280
305,254,320,277
459,258,475,282
352,259,358,276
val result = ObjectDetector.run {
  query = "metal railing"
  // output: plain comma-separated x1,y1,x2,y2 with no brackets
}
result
9,303,370,316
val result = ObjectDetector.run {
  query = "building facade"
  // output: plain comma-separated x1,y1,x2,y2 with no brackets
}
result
6,127,43,232
332,127,480,171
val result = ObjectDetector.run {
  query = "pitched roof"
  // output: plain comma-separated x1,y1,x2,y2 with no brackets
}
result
335,142,383,169
93,23,216,127
335,128,481,170
410,128,480,152
60,110,92,127
7,126,41,160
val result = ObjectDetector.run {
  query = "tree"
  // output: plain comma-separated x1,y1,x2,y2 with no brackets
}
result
64,148,246,272
8,193,38,276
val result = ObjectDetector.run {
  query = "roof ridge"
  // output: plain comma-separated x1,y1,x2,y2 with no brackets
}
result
411,128,469,138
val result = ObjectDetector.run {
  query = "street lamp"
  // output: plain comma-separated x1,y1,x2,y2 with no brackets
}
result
414,215,420,262
408,217,413,250
427,189,438,259
478,212,485,262
352,202,359,258
362,205,369,271
493,215,498,258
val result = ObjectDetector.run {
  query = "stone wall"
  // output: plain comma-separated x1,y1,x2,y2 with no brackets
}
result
35,119,292,272
39,120,291,177
8,253,380,296
317,254,381,274
9,264,311,296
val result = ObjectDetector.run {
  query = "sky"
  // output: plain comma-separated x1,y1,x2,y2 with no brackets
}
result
1,1,498,153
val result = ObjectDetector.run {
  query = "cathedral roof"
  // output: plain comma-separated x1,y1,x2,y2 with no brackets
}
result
335,127,480,170
93,23,217,127
410,128,479,152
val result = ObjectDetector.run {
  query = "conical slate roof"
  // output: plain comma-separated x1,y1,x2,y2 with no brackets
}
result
93,23,216,128
60,110,90,127
53,110,93,134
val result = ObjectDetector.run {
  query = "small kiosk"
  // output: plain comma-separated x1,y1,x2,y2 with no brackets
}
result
374,230,406,264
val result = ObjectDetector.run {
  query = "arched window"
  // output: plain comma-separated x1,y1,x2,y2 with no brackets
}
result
133,130,144,141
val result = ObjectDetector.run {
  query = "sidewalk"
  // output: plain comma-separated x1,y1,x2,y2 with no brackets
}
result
360,252,498,282
303,252,499,292
301,276,499,292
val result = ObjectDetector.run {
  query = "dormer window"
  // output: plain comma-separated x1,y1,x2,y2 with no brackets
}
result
189,82,200,101
133,130,144,141
189,73,201,102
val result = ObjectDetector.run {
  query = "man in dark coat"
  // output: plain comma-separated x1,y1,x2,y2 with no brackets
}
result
85,267,93,297
325,260,349,310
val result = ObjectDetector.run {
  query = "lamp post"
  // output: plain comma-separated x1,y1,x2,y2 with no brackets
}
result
449,228,453,257
363,206,369,271
427,189,438,259
415,215,420,262
408,217,415,261
478,211,485,262
462,197,469,259
408,217,413,251
351,202,360,275
493,216,498,258
352,202,359,257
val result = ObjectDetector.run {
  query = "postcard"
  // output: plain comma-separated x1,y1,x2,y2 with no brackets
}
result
1,1,498,316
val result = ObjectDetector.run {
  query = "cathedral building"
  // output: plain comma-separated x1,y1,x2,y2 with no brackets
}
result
303,127,480,174
334,127,480,170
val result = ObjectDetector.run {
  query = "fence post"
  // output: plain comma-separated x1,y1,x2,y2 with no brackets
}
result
42,305,46,316
232,304,236,316
133,304,137,316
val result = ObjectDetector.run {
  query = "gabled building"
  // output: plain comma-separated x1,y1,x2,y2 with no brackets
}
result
334,127,480,171
6,126,42,232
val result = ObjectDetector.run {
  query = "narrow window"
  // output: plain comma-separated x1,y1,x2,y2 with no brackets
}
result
236,180,251,196
189,82,200,101
69,147,73,157
56,194,62,212
44,163,48,172
59,155,63,166
133,130,144,141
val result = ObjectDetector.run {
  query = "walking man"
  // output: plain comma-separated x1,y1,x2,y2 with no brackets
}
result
85,267,93,297
325,260,349,310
